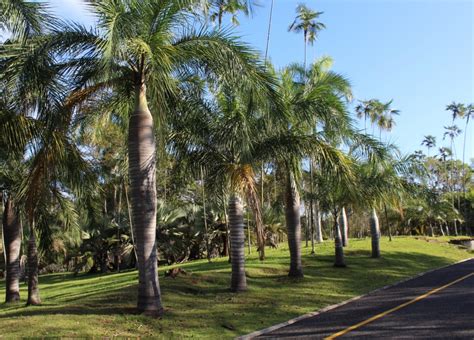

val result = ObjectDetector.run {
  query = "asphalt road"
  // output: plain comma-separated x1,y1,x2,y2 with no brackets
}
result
256,258,474,339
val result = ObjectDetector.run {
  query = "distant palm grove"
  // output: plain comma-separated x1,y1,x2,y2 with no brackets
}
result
0,0,472,317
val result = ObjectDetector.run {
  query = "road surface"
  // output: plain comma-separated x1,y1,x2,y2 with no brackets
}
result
254,258,474,339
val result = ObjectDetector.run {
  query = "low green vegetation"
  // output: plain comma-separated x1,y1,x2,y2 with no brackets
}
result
0,237,471,338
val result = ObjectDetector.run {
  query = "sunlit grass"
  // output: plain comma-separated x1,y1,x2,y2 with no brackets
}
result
0,236,471,338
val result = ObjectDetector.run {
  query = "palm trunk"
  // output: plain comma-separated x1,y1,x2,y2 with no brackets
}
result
224,199,231,263
223,207,229,257
229,195,247,292
26,221,40,305
440,223,445,236
309,200,315,254
333,210,346,267
461,117,469,221
246,210,251,255
128,84,162,316
370,208,381,258
245,185,265,260
2,197,21,303
384,204,392,241
200,166,211,262
304,200,309,248
264,0,274,63
309,161,315,254
339,207,348,247
303,31,307,74
285,171,303,278
315,200,323,243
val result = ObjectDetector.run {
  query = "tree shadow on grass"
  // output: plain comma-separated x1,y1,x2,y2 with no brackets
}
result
0,250,464,325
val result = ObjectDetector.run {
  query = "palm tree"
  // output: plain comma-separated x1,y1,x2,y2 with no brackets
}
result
0,0,53,304
355,99,397,137
317,172,352,267
443,125,461,235
355,100,374,133
376,101,399,140
421,135,436,157
275,62,354,275
459,104,473,196
204,0,256,28
171,79,279,287
0,105,36,303
288,5,326,251
19,0,277,315
288,4,325,71
288,3,326,253
259,0,274,211
447,102,473,216
361,151,408,257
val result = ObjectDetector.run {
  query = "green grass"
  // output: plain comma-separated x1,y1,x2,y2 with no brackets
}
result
0,236,472,338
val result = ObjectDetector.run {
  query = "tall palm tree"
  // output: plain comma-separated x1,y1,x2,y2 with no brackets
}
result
447,102,473,212
170,70,279,285
317,171,353,267
421,135,436,157
0,0,53,304
443,125,462,235
259,0,274,210
0,104,36,303
288,4,325,71
275,62,354,276
355,100,374,133
376,101,399,140
359,149,408,257
288,4,326,254
20,0,276,315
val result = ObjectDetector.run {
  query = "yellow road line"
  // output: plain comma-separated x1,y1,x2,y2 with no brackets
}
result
325,272,474,340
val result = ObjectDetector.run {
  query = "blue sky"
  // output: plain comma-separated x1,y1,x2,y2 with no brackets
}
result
48,0,473,162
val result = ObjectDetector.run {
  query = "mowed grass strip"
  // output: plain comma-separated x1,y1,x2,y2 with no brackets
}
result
0,236,471,338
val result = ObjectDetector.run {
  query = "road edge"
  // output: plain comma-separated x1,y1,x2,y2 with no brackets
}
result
236,256,474,340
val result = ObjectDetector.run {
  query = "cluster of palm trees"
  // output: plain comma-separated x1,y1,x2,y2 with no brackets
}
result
1,0,472,318
413,102,473,236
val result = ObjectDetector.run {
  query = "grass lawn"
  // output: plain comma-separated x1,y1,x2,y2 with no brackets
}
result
0,236,472,338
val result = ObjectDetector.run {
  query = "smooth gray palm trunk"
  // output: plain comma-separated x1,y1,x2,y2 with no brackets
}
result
314,201,323,243
340,206,348,247
229,195,247,292
370,208,381,258
26,223,40,305
285,172,303,277
334,211,346,267
2,197,21,303
128,84,162,315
